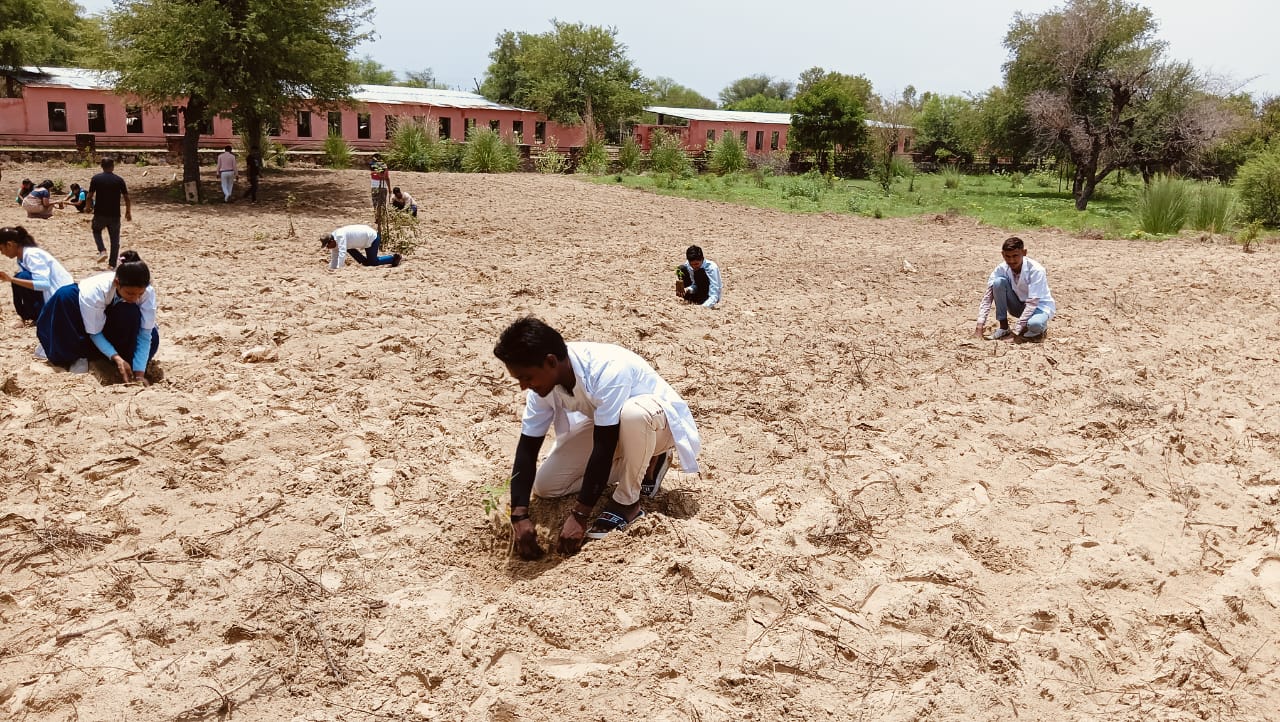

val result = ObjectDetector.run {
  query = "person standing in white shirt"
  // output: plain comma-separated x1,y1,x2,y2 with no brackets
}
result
494,316,701,559
974,236,1056,341
216,145,237,202
675,245,722,309
320,224,402,269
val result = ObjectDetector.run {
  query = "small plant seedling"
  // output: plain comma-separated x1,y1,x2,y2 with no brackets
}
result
481,477,512,517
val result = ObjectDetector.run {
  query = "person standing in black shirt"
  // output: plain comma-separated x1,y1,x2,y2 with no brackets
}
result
87,158,132,269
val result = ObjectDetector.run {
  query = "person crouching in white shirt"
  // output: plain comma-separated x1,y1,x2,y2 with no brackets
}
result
320,224,402,269
675,245,721,308
974,236,1056,342
494,316,702,559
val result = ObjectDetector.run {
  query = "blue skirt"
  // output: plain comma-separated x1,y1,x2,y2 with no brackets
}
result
36,284,160,369
11,270,44,321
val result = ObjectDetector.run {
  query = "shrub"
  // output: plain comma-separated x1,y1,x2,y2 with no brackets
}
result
1190,183,1237,234
435,140,465,171
1010,171,1024,189
1236,149,1280,226
708,133,747,175
1135,175,1189,235
535,137,568,174
462,127,519,173
385,119,438,172
941,165,962,190
781,173,822,203
618,135,642,173
648,130,691,176
577,135,608,175
321,133,351,169
751,150,791,176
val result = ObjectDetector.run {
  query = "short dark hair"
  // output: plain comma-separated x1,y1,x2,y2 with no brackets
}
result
116,250,150,287
319,232,335,247
100,158,115,171
39,179,53,189
224,145,233,152
1002,236,1024,252
494,316,568,367
686,245,704,262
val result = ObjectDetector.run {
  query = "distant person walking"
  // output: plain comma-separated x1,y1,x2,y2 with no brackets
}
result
87,158,131,269
320,224,402,269
216,145,237,202
243,149,262,202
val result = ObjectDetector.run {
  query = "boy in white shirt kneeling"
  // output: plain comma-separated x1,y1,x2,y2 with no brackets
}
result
974,236,1055,342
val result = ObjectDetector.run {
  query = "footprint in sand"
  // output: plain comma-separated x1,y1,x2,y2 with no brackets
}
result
938,481,991,519
1253,555,1280,606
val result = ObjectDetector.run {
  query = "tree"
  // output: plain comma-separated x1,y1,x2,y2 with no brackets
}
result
1004,0,1165,209
479,20,646,137
867,96,914,192
719,74,792,108
1127,62,1240,180
0,0,105,94
972,85,1037,165
648,76,715,109
402,68,447,89
350,54,396,85
913,94,980,160
790,71,869,175
107,0,370,200
727,94,791,113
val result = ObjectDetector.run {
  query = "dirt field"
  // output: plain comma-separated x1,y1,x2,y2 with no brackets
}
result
1,163,1278,722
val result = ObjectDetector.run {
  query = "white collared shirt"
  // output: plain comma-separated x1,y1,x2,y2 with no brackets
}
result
977,257,1055,324
520,342,701,473
328,224,378,269
18,246,73,301
77,271,157,334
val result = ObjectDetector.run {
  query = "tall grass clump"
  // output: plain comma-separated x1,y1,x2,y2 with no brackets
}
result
1235,148,1280,226
1135,175,1189,235
618,135,642,173
1190,183,1237,233
648,130,691,176
386,120,438,172
462,127,519,173
708,133,747,174
577,135,608,175
321,133,351,169
941,165,962,189
535,136,568,174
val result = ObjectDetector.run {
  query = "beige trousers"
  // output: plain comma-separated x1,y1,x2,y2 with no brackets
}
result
533,394,675,506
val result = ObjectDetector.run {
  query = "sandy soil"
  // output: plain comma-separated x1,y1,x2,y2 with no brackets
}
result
1,162,1278,722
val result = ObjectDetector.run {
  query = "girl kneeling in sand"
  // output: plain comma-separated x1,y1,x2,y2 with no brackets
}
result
36,250,160,384
0,226,74,326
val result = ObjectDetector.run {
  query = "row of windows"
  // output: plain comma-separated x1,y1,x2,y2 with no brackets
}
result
706,128,781,151
46,101,547,142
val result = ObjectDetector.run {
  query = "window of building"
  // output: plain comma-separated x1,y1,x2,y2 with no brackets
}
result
535,121,546,144
707,129,716,143
47,102,67,132
439,117,451,140
267,121,280,137
162,107,180,134
296,110,312,137
755,130,764,151
327,111,342,136
385,115,398,140
512,120,524,143
357,113,371,139
465,118,477,135
86,103,106,133
126,106,144,134
740,130,748,146
489,119,500,132
770,131,780,150
198,116,212,134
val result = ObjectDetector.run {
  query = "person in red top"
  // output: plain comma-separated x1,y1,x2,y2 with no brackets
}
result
369,153,390,217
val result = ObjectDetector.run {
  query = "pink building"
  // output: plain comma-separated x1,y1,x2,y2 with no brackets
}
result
634,106,914,156
0,67,586,151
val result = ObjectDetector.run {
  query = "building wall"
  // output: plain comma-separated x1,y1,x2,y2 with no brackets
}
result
0,84,586,150
634,121,790,154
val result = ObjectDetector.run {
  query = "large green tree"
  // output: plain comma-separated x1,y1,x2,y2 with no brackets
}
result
1127,62,1239,180
790,71,869,175
648,76,715,109
350,54,396,85
0,0,105,94
107,0,370,199
719,74,792,108
913,94,980,160
479,20,646,137
971,85,1036,165
1004,0,1165,209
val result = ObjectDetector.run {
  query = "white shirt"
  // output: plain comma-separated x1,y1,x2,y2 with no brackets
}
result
18,246,73,301
520,342,701,473
216,151,236,173
328,224,379,269
976,257,1055,324
78,271,157,334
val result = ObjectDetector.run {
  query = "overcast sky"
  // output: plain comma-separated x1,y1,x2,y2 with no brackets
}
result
77,0,1277,102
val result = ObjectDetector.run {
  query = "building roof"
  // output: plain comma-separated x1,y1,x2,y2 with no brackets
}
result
13,66,530,112
646,106,792,125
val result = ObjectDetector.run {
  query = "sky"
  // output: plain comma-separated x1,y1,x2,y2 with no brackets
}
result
76,0,1278,103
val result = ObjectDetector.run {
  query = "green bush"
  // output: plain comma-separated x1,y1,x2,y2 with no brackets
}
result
577,135,608,175
941,165,962,190
535,142,568,174
648,130,691,176
1135,175,1189,235
781,173,822,203
322,133,352,169
708,133,747,175
462,127,519,173
1236,149,1280,226
618,135,642,172
386,120,438,172
1190,183,1237,234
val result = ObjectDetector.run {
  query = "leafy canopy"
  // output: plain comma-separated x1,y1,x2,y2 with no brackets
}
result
350,54,396,85
0,0,105,75
719,74,792,108
648,76,715,109
790,71,870,174
480,20,646,132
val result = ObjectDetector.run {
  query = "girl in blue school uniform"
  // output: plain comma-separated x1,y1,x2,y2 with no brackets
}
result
36,250,160,384
0,225,74,326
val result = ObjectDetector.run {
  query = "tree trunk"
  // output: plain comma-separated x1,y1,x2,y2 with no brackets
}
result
182,95,209,202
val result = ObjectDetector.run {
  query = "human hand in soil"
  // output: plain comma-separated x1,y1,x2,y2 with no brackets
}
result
675,280,686,299
132,371,149,387
0,271,10,284
111,354,132,383
974,325,987,339
557,514,586,555
512,518,543,560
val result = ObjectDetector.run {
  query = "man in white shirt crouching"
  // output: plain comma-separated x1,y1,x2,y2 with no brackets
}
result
974,236,1055,342
495,316,701,559
320,224,402,269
